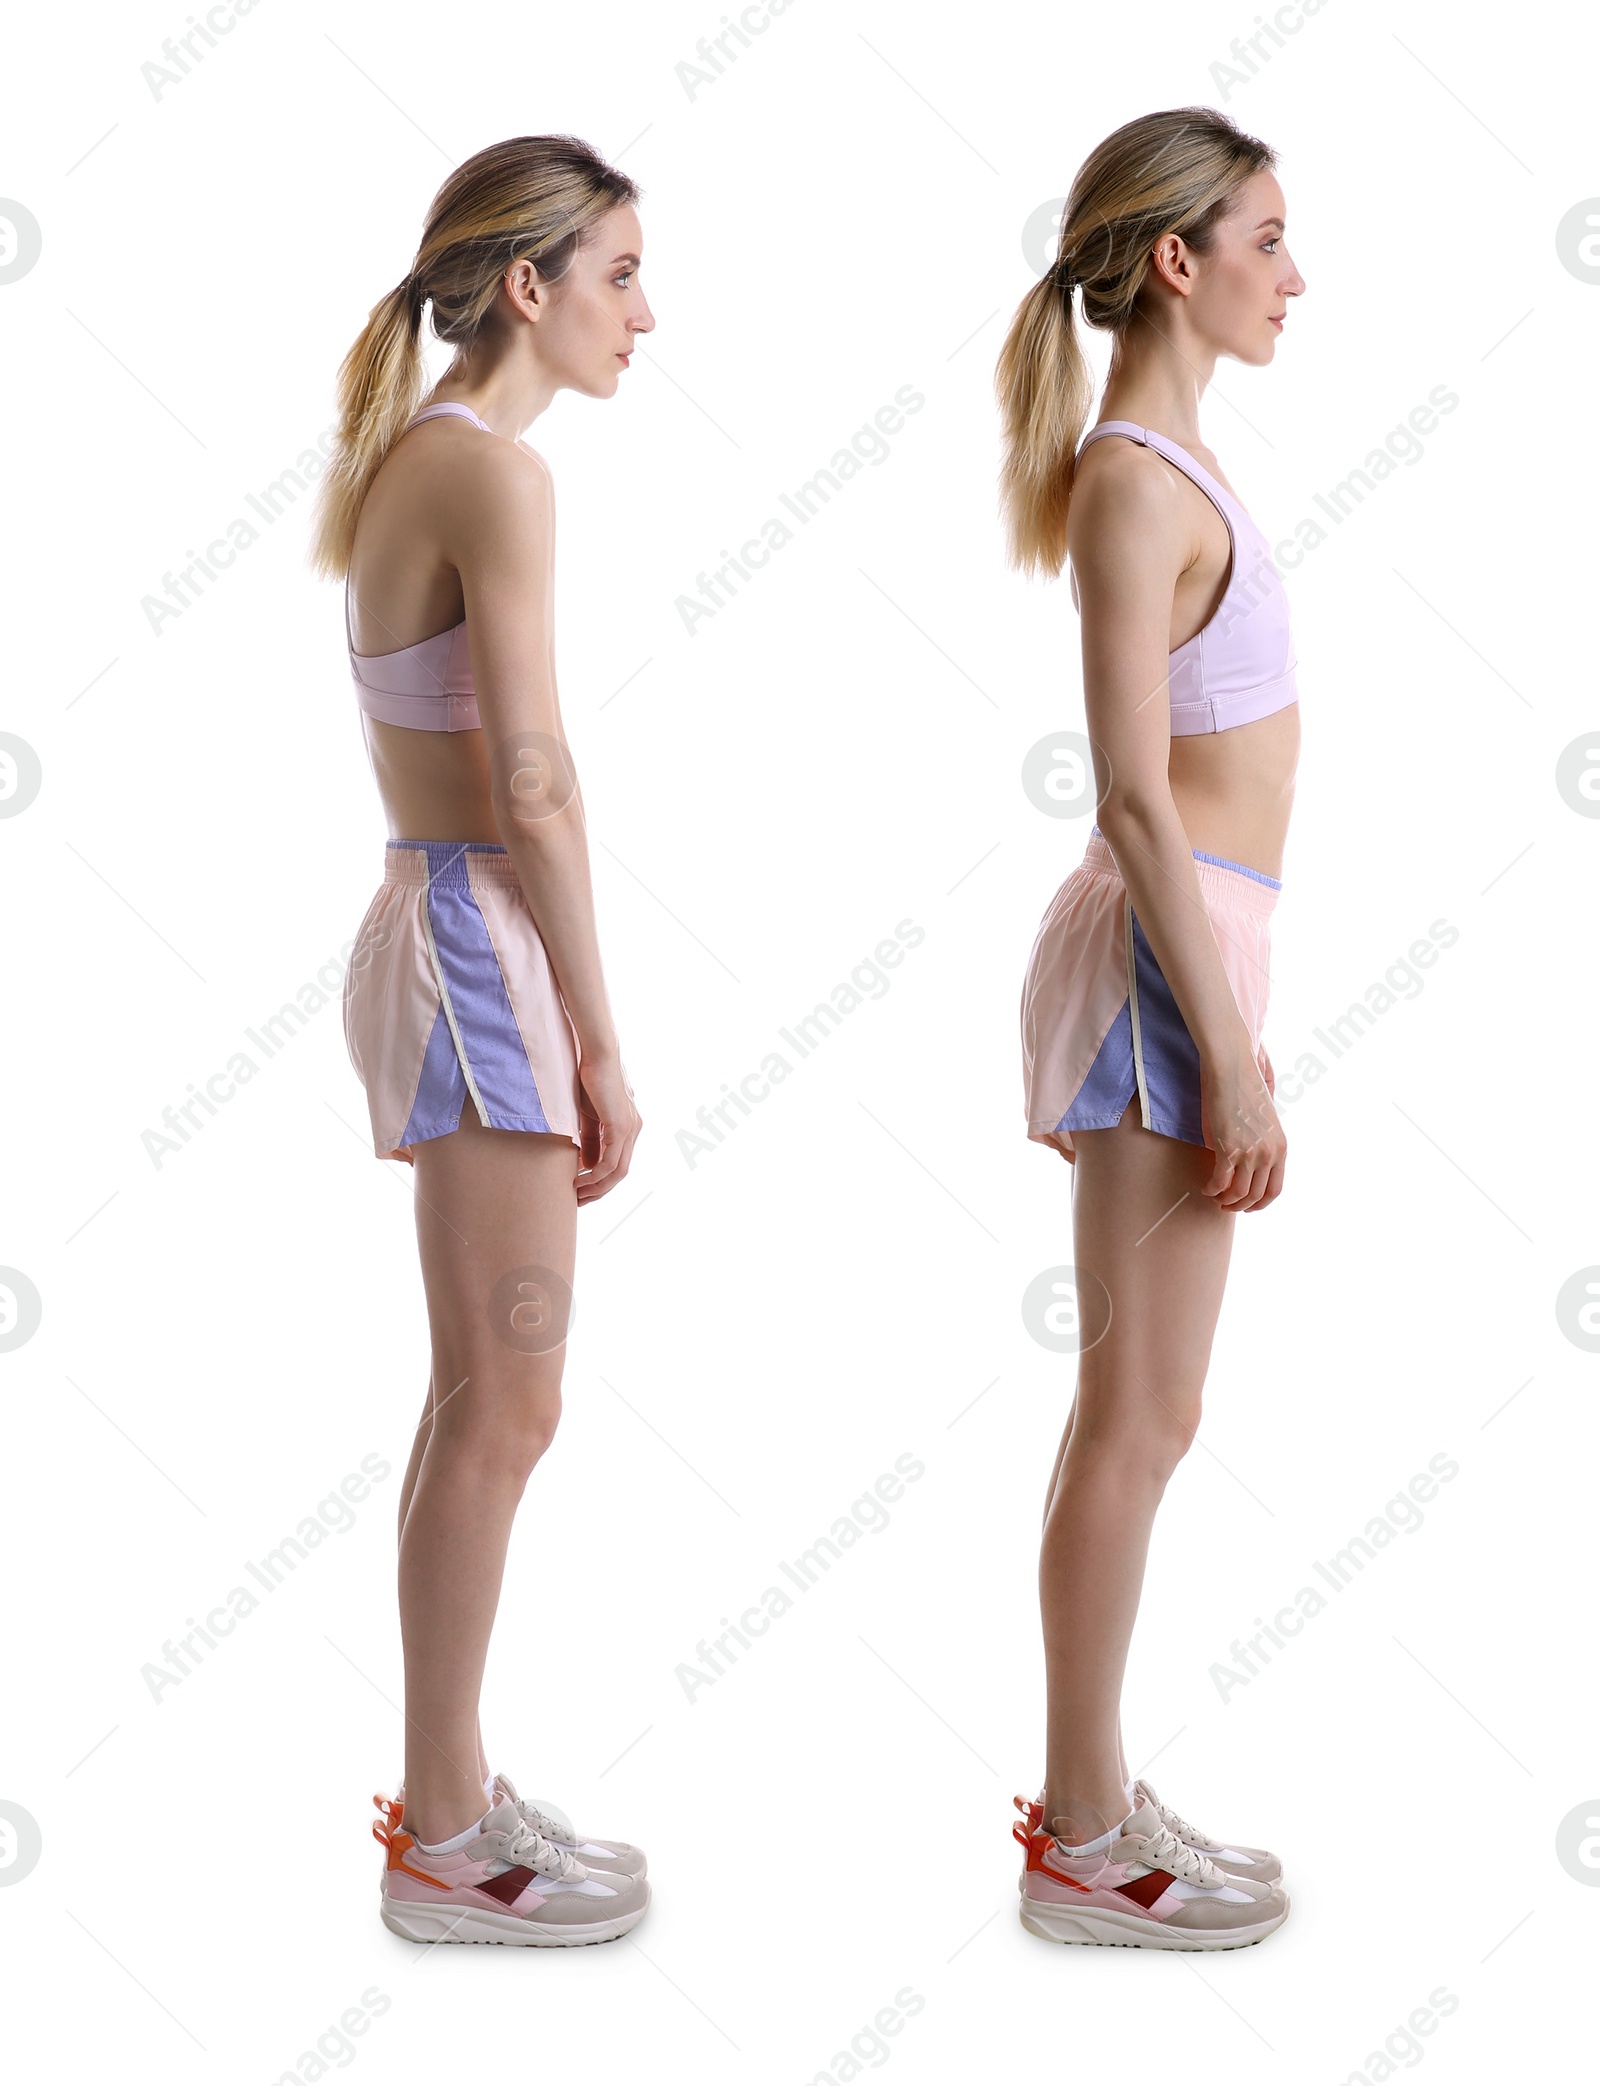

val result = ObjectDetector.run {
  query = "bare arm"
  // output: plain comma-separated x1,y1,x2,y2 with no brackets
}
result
1068,446,1280,1203
441,436,640,1198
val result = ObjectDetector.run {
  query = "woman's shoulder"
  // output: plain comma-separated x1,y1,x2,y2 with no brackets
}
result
1069,430,1191,542
1066,429,1203,606
511,436,555,488
425,423,554,520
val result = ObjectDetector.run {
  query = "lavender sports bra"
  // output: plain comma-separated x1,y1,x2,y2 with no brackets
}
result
1076,420,1298,737
345,401,494,732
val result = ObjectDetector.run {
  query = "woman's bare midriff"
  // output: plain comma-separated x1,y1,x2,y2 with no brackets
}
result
1167,700,1299,883
360,717,502,842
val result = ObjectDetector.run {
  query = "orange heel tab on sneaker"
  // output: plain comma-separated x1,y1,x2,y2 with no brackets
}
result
380,1824,415,1871
1016,1824,1090,1887
385,1828,455,1892
1014,1821,1054,1867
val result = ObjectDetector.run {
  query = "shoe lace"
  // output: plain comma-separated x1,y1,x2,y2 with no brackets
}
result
1129,1819,1223,1888
500,1816,585,1883
1154,1795,1204,1842
1137,1779,1217,1850
493,1773,571,1845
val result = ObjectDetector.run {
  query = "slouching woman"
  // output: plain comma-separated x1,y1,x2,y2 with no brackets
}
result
310,134,652,1947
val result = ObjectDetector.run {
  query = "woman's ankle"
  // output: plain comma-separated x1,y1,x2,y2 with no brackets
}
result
1040,1787,1131,1849
405,1776,495,1850
397,1767,495,1810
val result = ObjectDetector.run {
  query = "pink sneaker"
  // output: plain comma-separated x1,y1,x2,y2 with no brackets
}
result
1017,1798,1288,1951
1128,1777,1282,1885
490,1774,647,1881
375,1795,649,1946
1013,1781,1282,1885
375,1777,646,1882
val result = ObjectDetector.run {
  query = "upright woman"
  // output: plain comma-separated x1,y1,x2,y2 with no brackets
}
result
309,135,654,1946
997,107,1305,1949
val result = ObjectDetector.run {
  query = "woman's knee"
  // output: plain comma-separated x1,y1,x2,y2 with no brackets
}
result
1155,1402,1202,1476
427,1364,563,1481
506,1392,561,1478
1130,1382,1202,1476
1071,1396,1202,1487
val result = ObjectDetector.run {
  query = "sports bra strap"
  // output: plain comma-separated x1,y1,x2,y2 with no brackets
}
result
1077,419,1149,453
402,401,493,433
1077,420,1232,510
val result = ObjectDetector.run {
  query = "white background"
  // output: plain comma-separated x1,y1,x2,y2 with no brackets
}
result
2,1,1596,2078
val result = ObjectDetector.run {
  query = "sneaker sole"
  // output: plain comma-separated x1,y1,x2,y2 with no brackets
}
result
1019,1891,1288,1951
380,1884,650,1948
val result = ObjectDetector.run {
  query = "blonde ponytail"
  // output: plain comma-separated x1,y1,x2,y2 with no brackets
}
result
308,278,427,581
995,107,1277,579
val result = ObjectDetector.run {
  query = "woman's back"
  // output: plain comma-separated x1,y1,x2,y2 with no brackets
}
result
346,405,531,843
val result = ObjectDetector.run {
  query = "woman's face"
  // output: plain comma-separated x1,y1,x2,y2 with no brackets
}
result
1190,168,1305,366
530,202,655,397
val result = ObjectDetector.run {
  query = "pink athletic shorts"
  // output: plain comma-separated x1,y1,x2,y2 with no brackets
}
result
343,840,584,1165
1020,827,1279,1164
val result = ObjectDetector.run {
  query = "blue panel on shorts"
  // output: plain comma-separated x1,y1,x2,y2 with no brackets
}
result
1052,908,1209,1149
422,865,554,1134
1129,909,1204,1145
1055,1000,1137,1134
400,999,470,1146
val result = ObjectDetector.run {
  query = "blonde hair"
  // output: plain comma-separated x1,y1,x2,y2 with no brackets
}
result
309,134,640,580
995,107,1277,580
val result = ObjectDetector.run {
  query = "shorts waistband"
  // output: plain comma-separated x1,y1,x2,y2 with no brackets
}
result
1084,827,1280,915
382,839,522,889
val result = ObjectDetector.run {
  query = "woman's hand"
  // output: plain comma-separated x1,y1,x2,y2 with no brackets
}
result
575,1047,642,1204
1198,1046,1285,1211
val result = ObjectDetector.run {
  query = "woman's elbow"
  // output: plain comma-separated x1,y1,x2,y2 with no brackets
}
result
487,738,584,840
1094,779,1173,843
